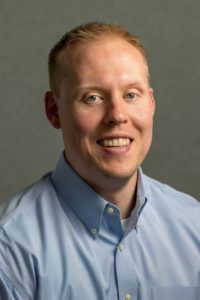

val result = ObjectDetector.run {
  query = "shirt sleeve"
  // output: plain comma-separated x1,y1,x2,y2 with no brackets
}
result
0,269,23,300
0,228,37,300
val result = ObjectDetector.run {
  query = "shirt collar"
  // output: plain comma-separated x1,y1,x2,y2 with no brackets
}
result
137,167,149,216
51,154,108,237
51,153,149,237
123,168,149,233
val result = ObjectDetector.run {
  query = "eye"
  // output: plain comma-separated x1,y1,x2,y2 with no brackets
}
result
126,92,138,100
87,95,98,101
85,94,103,104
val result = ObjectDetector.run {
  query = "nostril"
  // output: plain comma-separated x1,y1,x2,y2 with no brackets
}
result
104,114,127,125
108,119,116,124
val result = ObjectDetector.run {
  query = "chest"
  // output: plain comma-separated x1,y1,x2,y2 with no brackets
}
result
36,217,200,300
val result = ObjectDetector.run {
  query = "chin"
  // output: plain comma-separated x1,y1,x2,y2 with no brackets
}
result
99,166,138,181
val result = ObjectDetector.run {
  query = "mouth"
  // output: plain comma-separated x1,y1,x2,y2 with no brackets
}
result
97,138,132,147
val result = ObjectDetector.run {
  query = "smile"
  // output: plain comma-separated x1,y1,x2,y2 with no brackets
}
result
98,138,132,147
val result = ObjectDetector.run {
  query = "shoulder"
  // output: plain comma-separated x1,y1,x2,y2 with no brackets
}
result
144,174,199,206
0,172,63,283
143,174,200,227
1,172,50,216
0,172,59,242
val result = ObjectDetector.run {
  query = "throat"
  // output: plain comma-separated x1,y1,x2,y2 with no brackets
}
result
91,174,138,219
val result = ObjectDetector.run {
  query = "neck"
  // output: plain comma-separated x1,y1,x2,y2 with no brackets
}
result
91,172,138,219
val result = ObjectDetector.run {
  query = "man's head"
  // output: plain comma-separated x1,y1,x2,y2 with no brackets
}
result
48,22,150,97
45,22,155,192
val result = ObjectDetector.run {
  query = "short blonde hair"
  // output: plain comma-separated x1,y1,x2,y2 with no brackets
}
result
48,22,149,96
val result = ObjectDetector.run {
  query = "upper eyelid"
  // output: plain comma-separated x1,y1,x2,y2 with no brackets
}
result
126,88,141,93
125,91,140,97
86,94,103,99
126,91,137,95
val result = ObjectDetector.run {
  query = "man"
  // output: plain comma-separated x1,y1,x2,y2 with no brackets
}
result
0,22,199,300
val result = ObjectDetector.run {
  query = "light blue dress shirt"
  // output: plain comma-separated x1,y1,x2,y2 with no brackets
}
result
0,154,200,300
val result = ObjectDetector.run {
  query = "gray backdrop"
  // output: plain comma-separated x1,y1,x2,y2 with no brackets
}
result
1,0,200,202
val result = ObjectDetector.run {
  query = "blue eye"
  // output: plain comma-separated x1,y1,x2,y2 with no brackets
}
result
87,95,99,101
126,92,137,99
85,94,103,104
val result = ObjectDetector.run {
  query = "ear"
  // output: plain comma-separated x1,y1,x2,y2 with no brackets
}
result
149,88,156,117
44,91,61,129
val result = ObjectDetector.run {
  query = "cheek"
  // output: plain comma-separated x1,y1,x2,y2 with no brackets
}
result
72,111,99,137
132,108,154,132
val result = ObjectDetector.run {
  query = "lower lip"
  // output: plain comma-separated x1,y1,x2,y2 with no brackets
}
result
98,142,133,155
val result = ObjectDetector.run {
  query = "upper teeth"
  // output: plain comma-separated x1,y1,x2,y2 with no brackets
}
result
99,138,131,147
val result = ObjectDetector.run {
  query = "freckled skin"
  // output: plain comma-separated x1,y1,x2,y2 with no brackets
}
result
45,37,155,208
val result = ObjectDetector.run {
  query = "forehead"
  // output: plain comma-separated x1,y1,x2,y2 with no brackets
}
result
58,37,148,88
60,37,145,65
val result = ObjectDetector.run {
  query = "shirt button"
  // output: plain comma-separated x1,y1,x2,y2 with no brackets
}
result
91,228,97,235
125,294,132,300
107,207,114,215
118,243,125,252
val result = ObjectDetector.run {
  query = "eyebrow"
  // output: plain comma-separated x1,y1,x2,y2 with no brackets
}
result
71,86,105,98
72,81,146,96
123,81,146,90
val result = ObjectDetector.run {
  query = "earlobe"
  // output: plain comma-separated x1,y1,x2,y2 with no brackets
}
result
44,91,61,129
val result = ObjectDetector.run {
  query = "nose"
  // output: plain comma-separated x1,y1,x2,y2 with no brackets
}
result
103,98,128,125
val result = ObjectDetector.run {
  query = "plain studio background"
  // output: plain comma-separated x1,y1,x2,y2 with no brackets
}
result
0,0,199,202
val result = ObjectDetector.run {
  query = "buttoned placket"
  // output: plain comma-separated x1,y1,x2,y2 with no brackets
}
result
104,204,138,300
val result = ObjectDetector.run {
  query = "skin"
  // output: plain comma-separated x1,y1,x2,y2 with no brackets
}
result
45,37,155,218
